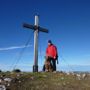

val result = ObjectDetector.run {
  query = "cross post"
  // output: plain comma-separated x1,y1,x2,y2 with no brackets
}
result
23,15,48,72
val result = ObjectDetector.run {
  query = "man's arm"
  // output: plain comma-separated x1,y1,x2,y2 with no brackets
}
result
54,46,59,64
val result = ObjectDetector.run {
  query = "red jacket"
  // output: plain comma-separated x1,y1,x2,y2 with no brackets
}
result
46,44,58,59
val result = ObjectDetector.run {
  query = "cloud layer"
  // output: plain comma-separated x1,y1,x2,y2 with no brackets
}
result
0,45,32,51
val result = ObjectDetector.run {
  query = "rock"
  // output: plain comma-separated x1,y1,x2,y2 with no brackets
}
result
4,78,12,82
0,79,2,83
0,85,6,90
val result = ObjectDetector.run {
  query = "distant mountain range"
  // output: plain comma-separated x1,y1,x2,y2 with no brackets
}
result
1,65,90,72
58,65,90,72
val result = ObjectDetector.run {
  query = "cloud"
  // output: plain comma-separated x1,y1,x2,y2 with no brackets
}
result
0,45,32,51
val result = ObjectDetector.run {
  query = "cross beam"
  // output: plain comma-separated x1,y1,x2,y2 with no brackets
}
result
23,15,48,72
23,24,48,33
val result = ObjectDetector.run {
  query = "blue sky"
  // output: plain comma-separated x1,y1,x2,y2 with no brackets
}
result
0,0,90,71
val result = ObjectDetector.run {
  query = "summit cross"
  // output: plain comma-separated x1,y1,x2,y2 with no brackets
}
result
23,15,49,72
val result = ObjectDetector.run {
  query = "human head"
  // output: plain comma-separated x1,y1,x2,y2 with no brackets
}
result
48,40,52,46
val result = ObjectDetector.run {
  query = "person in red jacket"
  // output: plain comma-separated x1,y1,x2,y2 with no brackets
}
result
43,40,58,71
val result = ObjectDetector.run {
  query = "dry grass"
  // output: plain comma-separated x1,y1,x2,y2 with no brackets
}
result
0,72,90,90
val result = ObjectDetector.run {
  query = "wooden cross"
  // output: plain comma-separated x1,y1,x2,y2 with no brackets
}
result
23,15,48,72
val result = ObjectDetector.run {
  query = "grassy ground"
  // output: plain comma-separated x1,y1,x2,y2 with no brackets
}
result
0,72,90,90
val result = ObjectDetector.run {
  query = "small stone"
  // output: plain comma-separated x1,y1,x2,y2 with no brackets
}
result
61,77,64,80
31,77,34,80
7,83,10,86
43,75,47,78
18,80,21,83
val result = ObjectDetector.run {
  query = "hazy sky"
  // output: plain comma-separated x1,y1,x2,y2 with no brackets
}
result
0,0,90,71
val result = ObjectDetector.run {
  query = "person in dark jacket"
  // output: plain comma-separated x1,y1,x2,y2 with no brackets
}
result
43,40,58,71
